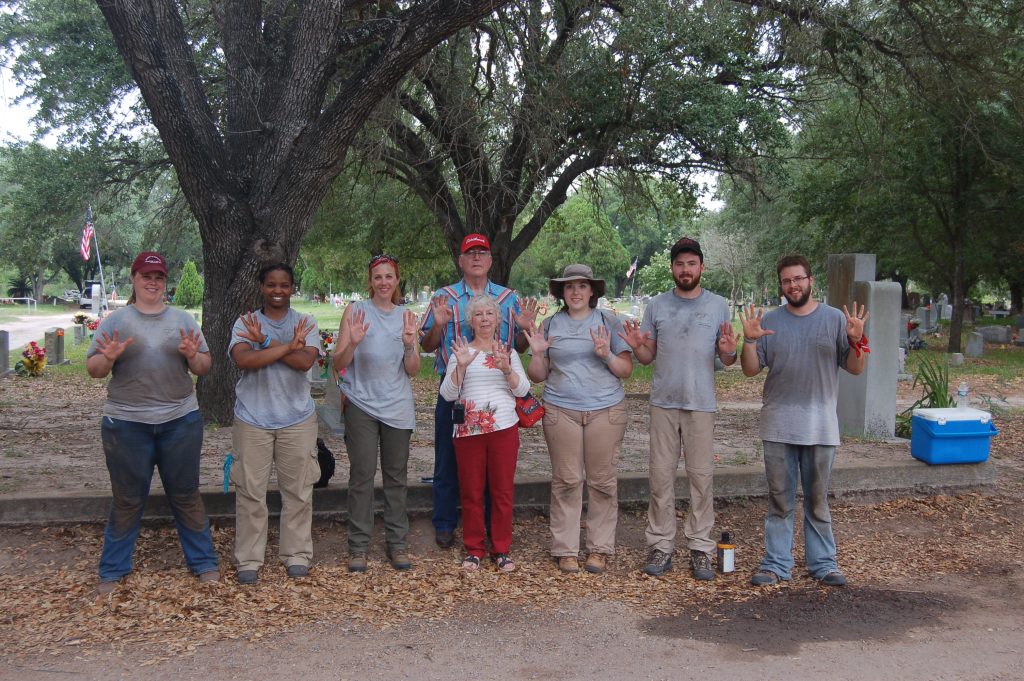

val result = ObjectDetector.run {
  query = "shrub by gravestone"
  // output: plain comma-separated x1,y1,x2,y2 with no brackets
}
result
175,261,204,308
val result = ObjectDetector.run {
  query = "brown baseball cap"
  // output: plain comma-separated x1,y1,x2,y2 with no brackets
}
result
131,251,168,276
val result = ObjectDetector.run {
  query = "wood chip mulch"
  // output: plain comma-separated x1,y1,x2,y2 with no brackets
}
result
3,492,1023,665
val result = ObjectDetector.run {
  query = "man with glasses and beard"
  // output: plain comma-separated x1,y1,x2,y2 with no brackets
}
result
739,253,869,587
620,237,738,579
419,233,538,549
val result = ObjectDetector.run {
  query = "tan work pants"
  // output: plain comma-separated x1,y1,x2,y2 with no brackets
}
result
543,402,627,556
645,406,716,554
232,414,319,571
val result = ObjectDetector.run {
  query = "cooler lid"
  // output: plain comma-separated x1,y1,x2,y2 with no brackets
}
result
913,407,991,424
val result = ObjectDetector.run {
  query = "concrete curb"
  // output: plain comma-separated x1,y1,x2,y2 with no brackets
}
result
0,457,997,525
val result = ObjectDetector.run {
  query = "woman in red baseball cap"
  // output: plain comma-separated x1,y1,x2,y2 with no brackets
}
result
85,251,220,594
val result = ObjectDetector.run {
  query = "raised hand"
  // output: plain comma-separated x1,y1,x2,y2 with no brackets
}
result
717,321,738,355
514,297,540,330
347,307,369,346
618,318,651,351
590,324,612,360
842,302,870,343
490,340,513,375
178,328,204,359
289,315,315,351
95,330,134,362
430,294,452,327
522,322,551,354
452,335,479,369
237,311,266,345
738,305,774,341
402,309,418,346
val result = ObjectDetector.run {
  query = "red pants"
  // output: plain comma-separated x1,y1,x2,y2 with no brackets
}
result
454,425,519,557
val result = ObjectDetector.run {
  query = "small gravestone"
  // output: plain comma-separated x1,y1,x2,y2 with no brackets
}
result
193,312,200,322
940,304,952,321
73,325,86,345
965,332,984,357
44,328,71,366
1015,314,1024,330
915,306,934,333
899,313,911,348
978,326,1012,344
0,330,13,377
949,352,965,367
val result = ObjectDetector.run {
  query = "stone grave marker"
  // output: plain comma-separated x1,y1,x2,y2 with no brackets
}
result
0,330,13,377
73,325,86,345
978,326,1012,344
949,352,965,367
965,332,984,357
44,327,71,366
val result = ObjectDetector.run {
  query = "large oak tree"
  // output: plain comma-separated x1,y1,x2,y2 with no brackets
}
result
80,0,514,422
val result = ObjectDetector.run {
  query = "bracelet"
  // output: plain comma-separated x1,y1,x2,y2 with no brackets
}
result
722,350,737,358
258,335,271,349
743,336,758,343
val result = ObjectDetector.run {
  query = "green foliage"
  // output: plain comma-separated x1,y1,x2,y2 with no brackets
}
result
174,261,204,308
896,355,953,438
636,249,673,295
512,191,630,296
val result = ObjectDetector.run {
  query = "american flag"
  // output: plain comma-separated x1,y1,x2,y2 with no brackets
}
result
625,256,638,279
81,222,95,261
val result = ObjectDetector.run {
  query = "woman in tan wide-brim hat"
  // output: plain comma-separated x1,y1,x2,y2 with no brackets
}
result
523,264,633,574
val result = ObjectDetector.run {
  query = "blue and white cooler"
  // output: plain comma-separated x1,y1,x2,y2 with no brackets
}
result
910,407,999,465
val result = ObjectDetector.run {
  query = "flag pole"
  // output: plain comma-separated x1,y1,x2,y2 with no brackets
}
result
87,206,109,316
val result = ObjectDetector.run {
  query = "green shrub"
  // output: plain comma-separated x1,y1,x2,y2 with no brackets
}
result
175,261,204,308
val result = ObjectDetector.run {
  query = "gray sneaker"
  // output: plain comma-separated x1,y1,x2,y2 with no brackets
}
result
690,550,714,581
286,564,309,579
642,549,673,576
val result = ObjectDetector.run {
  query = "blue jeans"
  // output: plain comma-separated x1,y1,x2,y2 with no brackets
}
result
758,441,838,580
432,391,460,532
99,411,219,582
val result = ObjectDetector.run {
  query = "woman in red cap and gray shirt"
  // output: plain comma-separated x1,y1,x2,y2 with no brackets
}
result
86,251,220,594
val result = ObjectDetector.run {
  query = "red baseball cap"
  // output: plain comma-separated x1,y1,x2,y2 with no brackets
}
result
131,251,168,276
460,233,491,253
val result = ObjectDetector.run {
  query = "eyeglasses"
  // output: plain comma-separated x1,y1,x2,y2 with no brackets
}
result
462,249,491,259
780,275,810,287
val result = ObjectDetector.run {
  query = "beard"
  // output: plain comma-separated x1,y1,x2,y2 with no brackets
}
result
784,285,812,308
674,272,701,292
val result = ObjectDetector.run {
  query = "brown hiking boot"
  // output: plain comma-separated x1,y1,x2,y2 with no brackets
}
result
584,553,608,574
557,556,580,573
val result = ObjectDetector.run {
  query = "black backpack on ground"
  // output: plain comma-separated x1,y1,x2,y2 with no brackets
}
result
314,438,336,488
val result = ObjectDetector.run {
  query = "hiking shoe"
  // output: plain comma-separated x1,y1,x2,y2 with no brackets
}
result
557,556,580,573
751,570,781,586
642,549,673,576
286,564,309,579
691,550,714,581
818,570,847,587
584,553,608,574
435,530,455,549
198,570,220,584
96,579,119,595
236,570,258,585
348,553,368,573
387,549,412,571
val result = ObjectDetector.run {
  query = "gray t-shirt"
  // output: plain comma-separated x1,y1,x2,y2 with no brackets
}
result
88,305,208,424
539,309,631,411
230,308,320,430
340,301,416,431
640,289,731,412
755,304,852,446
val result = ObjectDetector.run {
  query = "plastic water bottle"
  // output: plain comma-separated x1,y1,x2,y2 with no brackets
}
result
717,531,736,573
956,381,969,409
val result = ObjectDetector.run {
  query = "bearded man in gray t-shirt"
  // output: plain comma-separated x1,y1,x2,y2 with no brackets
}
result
620,237,738,580
740,253,869,588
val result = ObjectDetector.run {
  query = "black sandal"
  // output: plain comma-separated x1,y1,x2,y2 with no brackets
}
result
460,555,481,572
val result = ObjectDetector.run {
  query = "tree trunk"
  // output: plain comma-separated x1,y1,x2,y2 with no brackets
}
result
1010,281,1022,315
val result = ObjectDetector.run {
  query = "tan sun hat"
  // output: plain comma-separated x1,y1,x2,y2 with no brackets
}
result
548,263,606,300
